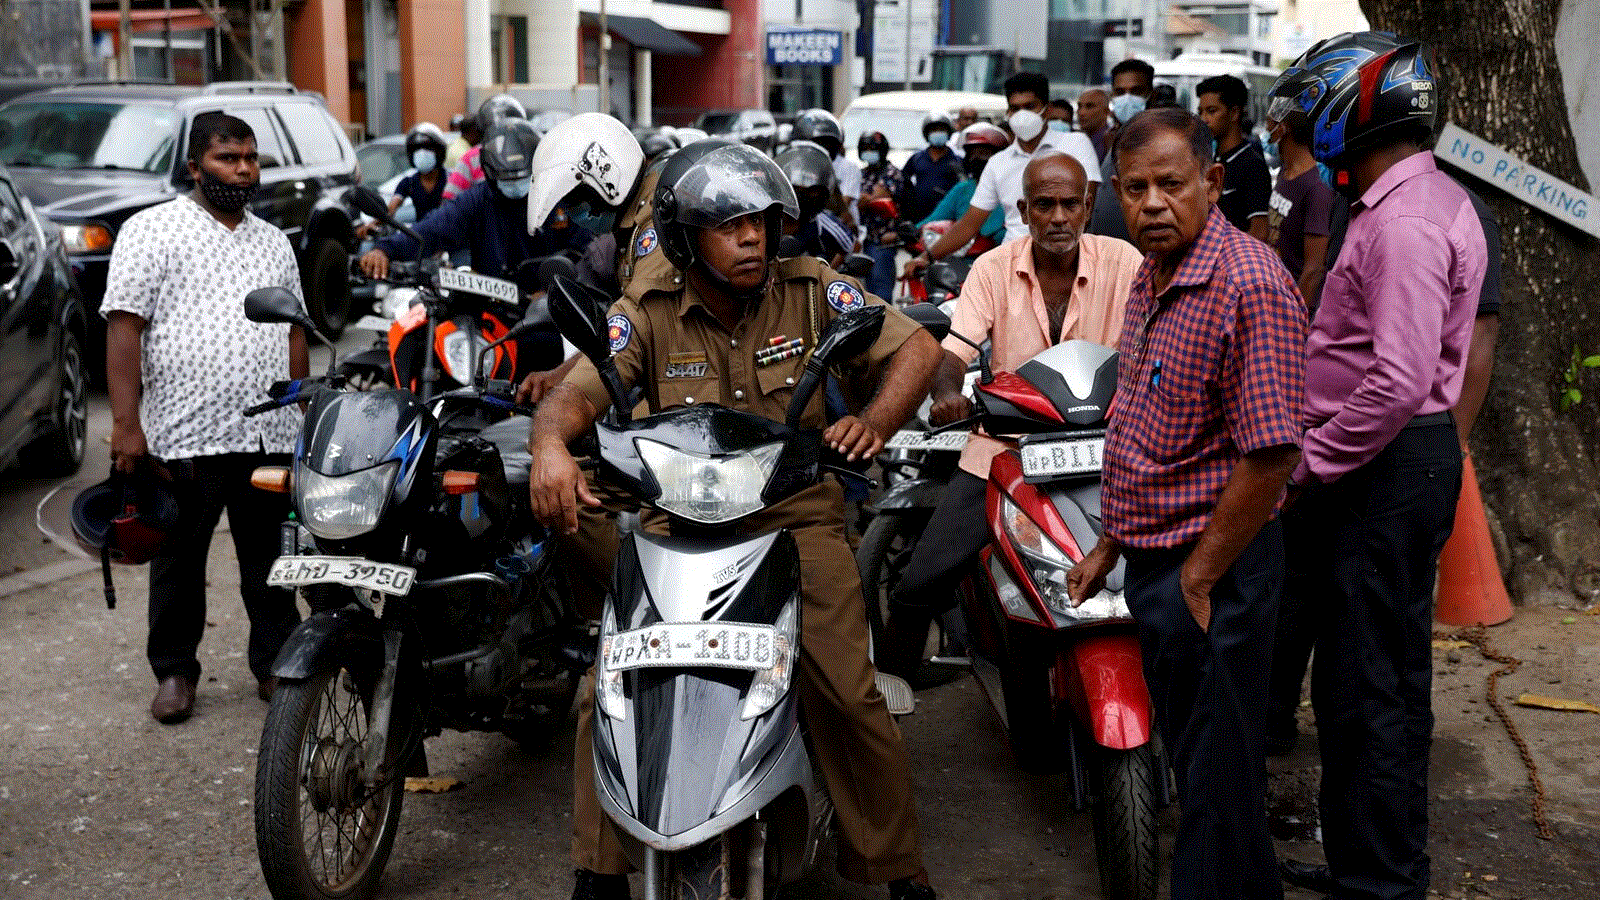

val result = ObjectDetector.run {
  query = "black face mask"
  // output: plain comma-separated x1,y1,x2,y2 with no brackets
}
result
198,168,258,214
963,155,989,179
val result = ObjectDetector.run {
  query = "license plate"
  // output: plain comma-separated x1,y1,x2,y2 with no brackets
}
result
884,429,969,451
266,556,416,595
353,314,392,332
1020,436,1104,479
603,622,778,673
436,267,520,303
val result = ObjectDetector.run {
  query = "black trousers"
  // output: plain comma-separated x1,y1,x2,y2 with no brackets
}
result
147,452,299,684
891,470,989,608
1124,519,1285,900
1296,424,1461,900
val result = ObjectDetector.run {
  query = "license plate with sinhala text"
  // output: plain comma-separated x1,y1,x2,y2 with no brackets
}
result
884,429,969,451
603,622,778,672
266,556,416,595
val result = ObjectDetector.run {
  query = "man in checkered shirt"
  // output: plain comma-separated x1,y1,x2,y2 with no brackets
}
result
1068,108,1306,900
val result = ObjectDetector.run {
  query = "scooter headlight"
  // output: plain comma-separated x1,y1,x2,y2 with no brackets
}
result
294,460,399,540
595,604,627,721
999,494,1127,623
381,286,417,321
741,600,798,721
635,439,784,524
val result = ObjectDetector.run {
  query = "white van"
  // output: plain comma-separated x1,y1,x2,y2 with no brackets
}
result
840,89,1009,166
1154,52,1282,128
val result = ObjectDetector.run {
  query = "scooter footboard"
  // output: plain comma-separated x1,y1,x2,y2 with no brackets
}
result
1062,632,1152,750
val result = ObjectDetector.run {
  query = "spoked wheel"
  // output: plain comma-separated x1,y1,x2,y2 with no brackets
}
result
1090,741,1162,900
255,668,404,900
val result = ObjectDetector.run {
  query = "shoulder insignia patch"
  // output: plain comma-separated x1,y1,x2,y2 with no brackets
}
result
634,226,658,257
607,314,633,353
826,280,865,313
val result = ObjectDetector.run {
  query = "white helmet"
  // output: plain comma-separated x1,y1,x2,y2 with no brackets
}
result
526,112,645,235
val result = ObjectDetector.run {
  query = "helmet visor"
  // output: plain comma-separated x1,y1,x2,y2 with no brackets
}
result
666,145,800,229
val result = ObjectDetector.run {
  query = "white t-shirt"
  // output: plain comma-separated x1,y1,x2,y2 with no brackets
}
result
101,196,303,458
970,129,1102,241
833,154,862,200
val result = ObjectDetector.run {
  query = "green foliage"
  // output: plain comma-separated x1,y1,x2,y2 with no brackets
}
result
1559,345,1600,411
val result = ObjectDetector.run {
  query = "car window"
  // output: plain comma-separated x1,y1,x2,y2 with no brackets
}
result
356,142,408,185
276,102,345,167
224,107,289,168
0,101,177,172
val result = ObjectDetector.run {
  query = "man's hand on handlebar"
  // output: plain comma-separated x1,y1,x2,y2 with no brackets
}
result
528,437,600,535
902,253,930,280
824,415,886,463
358,248,390,280
928,392,972,427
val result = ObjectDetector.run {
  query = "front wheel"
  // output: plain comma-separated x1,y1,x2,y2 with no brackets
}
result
854,512,924,652
255,668,404,900
1090,742,1162,900
663,836,734,900
304,237,352,339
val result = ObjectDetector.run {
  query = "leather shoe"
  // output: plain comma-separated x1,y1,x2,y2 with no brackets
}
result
1279,858,1335,894
570,868,630,900
257,677,278,703
150,675,196,724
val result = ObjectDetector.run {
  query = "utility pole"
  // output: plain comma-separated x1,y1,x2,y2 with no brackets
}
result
902,0,911,90
118,0,132,79
598,0,610,116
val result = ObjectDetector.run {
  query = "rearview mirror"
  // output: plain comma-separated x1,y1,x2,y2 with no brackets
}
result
547,274,616,364
839,253,874,280
899,302,950,341
812,305,885,368
243,287,315,330
535,255,579,294
345,184,391,223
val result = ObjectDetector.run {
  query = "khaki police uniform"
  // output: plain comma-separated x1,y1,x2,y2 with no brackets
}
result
565,255,926,884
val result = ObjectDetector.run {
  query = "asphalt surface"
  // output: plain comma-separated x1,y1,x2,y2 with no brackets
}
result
2,332,1597,899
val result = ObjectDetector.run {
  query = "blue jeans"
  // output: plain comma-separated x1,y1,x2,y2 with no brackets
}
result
864,242,897,302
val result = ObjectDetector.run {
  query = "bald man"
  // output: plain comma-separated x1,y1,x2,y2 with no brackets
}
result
881,152,1144,682
1078,88,1113,161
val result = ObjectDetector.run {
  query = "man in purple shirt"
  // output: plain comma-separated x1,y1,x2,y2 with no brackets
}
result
1269,34,1486,900
1069,108,1306,900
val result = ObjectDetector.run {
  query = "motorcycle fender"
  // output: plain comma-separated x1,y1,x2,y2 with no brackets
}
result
1063,633,1152,751
270,607,386,680
871,477,944,513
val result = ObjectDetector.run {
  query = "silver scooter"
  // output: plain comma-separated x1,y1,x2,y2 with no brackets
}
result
548,276,914,899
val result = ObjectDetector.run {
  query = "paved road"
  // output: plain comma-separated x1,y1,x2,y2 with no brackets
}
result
3,334,1596,899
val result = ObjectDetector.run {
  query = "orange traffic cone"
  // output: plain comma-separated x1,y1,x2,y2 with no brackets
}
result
1435,453,1513,627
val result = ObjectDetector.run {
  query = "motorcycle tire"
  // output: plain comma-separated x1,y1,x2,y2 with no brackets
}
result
854,513,924,651
304,237,352,340
663,836,734,900
1090,742,1162,900
255,668,404,900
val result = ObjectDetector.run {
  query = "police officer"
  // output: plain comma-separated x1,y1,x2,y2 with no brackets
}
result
528,142,945,900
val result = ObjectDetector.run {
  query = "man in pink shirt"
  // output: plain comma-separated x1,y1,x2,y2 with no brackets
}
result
881,152,1142,680
1269,34,1486,900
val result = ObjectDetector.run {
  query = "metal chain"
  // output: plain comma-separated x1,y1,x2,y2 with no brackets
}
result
1436,624,1555,840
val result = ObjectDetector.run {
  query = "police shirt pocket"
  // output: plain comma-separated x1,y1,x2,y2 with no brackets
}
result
756,356,805,398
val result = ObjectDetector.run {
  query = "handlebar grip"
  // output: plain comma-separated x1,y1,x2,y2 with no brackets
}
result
244,398,285,417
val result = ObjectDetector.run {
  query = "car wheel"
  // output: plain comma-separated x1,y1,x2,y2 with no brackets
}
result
20,326,89,476
303,237,351,340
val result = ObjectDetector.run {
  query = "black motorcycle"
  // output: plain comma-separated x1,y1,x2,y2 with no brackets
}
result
241,259,581,900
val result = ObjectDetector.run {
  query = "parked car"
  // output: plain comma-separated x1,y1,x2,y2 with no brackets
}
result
0,161,88,476
0,80,363,370
695,108,778,153
841,89,1008,166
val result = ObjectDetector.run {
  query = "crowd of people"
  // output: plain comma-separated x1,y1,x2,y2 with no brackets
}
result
99,27,1499,900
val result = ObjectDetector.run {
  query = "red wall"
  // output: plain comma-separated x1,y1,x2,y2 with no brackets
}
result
653,0,763,124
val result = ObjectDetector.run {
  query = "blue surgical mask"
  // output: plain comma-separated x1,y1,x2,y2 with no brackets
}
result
928,131,950,147
411,148,437,174
861,151,881,166
1047,119,1071,132
496,177,531,199
1110,93,1146,123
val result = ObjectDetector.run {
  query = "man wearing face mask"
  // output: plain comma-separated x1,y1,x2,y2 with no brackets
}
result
857,130,907,300
904,71,1100,280
1045,98,1074,133
1088,58,1160,241
900,112,965,224
355,122,448,239
1109,58,1156,124
103,112,309,723
915,123,1010,247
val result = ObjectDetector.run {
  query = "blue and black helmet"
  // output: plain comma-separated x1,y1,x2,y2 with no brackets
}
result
1268,31,1437,167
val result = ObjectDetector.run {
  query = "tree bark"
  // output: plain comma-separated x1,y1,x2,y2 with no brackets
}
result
1360,0,1600,604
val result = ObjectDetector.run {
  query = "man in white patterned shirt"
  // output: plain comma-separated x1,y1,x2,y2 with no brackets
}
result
103,112,309,724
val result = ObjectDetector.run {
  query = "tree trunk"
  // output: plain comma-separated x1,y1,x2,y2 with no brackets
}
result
1359,0,1600,604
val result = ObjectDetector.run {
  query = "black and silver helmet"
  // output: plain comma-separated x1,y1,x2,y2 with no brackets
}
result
654,141,799,272
480,119,539,181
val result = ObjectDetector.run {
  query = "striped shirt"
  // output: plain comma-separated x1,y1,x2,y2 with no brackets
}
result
1102,205,1307,549
443,145,482,199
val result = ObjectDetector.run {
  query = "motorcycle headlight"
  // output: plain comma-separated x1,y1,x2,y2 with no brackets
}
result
595,604,628,721
635,439,784,524
381,287,417,320
999,494,1127,623
741,600,798,721
439,328,494,383
294,460,399,540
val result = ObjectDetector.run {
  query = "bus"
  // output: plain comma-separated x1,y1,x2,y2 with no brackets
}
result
1154,52,1282,129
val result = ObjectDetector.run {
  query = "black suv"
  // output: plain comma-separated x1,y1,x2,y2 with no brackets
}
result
0,81,362,362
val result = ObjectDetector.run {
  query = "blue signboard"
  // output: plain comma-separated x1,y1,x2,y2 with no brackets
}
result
766,29,843,66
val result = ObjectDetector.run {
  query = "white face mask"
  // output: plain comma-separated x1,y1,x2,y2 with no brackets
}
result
928,131,950,147
411,148,437,174
1110,93,1147,123
1008,109,1045,143
860,151,881,166
496,177,531,199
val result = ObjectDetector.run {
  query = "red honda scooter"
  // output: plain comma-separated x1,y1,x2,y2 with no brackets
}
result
913,307,1167,900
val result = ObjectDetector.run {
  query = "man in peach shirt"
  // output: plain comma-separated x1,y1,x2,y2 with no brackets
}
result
882,152,1142,681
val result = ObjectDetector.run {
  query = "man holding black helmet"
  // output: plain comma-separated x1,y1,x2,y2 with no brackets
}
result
528,140,945,900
